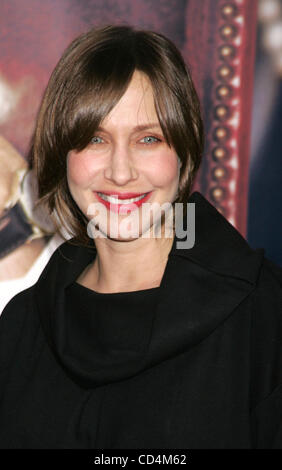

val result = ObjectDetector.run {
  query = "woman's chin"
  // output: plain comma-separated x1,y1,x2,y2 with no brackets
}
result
87,218,157,242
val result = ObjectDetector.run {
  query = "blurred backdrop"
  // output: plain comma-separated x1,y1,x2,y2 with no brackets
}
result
0,0,281,311
248,0,282,267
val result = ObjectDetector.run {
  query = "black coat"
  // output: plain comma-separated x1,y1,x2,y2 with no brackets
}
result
0,192,281,449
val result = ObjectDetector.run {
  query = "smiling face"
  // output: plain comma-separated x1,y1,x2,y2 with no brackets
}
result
67,70,181,241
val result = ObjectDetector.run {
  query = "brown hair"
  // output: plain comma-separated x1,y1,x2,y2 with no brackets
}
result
31,24,204,244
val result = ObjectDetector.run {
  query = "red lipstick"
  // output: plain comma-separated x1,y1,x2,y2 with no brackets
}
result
94,191,152,214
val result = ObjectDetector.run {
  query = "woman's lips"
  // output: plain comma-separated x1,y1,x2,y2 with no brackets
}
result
94,191,152,214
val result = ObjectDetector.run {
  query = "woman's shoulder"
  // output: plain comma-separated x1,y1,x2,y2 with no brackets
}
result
0,285,40,379
0,240,77,362
249,257,282,448
252,256,282,335
249,256,282,407
0,284,36,328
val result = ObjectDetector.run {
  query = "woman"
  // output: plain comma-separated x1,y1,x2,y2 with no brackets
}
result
0,25,281,449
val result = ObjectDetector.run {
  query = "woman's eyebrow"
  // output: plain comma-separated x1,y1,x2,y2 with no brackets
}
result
132,123,162,132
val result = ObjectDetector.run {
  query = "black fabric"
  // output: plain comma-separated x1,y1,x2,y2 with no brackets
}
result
0,191,281,449
61,283,161,386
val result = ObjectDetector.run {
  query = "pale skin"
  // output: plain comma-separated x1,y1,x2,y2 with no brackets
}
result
0,136,46,280
67,70,182,293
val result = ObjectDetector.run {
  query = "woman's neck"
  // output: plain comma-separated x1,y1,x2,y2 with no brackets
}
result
76,234,174,294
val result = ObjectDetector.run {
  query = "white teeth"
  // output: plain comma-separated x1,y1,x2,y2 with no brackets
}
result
97,192,147,204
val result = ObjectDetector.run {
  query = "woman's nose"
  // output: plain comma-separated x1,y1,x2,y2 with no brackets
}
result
104,144,138,185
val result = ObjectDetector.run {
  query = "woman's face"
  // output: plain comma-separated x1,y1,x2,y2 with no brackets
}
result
67,70,181,241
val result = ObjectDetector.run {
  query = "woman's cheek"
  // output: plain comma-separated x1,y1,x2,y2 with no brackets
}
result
67,151,94,187
151,152,179,185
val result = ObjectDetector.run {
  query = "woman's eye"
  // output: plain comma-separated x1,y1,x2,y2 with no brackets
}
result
140,136,161,145
91,136,104,144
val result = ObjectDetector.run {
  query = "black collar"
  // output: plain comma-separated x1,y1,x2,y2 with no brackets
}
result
170,192,264,285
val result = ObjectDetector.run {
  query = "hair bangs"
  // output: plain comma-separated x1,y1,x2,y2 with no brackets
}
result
55,44,137,154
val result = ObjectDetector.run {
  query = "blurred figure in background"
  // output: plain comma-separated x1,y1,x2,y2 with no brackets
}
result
0,136,64,313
